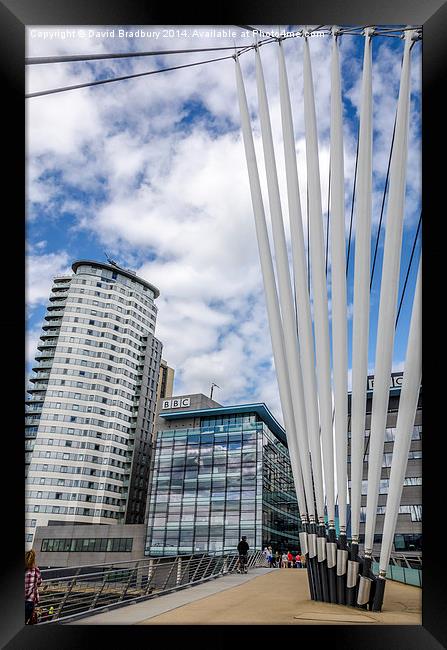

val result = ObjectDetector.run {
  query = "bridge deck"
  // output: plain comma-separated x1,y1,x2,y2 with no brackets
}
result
72,567,421,626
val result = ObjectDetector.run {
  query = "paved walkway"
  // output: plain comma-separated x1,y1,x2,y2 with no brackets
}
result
72,568,421,626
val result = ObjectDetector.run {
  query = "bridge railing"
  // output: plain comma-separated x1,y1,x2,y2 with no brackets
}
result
35,550,268,624
372,556,422,587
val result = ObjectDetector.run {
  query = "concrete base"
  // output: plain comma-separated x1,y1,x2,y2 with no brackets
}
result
70,568,421,626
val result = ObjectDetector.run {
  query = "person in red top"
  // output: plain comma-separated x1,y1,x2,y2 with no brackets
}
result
25,549,42,624
287,551,294,568
295,553,302,568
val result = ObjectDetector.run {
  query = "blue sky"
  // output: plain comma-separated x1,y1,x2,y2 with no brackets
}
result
26,25,421,422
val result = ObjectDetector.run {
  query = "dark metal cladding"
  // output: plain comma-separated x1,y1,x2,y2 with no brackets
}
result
317,524,330,602
327,565,337,603
308,521,322,601
371,576,386,612
303,522,315,600
336,533,347,604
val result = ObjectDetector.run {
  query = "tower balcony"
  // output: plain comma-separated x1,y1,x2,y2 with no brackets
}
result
45,308,65,317
26,393,45,403
34,350,55,361
42,321,61,331
25,416,41,426
32,360,53,370
37,339,57,350
48,295,67,304
28,372,51,382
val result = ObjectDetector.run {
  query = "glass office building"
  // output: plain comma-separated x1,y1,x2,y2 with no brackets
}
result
347,372,422,553
145,399,301,556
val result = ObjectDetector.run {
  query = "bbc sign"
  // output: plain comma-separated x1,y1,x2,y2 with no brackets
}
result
162,397,191,410
367,374,403,391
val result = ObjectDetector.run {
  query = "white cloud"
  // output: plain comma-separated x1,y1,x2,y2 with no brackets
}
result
25,27,421,427
26,251,71,306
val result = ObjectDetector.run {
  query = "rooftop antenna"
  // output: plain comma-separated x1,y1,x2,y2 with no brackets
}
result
104,251,119,267
210,382,221,400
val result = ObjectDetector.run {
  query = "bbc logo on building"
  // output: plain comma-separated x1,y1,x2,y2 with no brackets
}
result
162,397,191,410
367,373,403,392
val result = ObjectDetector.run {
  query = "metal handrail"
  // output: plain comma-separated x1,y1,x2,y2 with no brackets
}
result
371,552,422,569
35,550,268,624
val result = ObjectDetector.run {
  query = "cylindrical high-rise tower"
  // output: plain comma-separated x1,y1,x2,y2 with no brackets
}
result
25,260,163,548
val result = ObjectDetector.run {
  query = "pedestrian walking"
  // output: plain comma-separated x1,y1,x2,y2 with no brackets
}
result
262,546,269,565
295,553,302,568
267,546,274,567
281,552,288,568
237,536,249,574
25,549,42,624
276,551,281,567
287,551,294,568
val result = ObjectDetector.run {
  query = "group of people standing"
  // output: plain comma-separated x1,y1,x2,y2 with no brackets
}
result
262,547,305,569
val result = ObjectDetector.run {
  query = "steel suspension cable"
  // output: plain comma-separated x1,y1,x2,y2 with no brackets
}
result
370,116,397,290
346,124,360,277
26,28,421,100
395,210,422,328
370,43,405,290
26,54,235,98
26,44,258,65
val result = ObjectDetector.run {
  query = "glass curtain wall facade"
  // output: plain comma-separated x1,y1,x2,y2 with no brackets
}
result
145,407,301,556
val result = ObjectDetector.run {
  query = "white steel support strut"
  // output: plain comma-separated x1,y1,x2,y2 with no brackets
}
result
329,28,349,535
234,55,308,520
349,28,374,545
276,40,325,523
303,35,336,527
254,47,316,522
363,30,416,556
378,257,421,575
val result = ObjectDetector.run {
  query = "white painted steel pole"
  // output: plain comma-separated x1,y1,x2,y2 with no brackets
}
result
348,27,374,547
329,29,348,537
329,28,350,605
347,27,373,607
303,36,336,527
378,258,421,576
277,40,326,524
276,38,328,601
254,48,316,523
363,30,416,559
234,56,307,521
372,257,421,612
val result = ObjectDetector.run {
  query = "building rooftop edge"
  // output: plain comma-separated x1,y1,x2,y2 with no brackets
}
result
159,402,287,446
71,260,160,298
